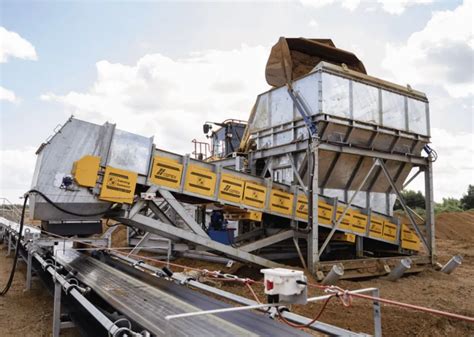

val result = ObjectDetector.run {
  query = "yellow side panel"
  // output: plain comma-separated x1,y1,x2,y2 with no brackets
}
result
332,232,356,243
382,221,398,242
269,189,294,216
335,207,353,230
72,155,100,187
352,212,368,234
149,156,183,189
318,201,333,226
295,194,308,220
218,174,244,203
99,166,137,204
242,182,267,209
369,217,384,239
401,224,420,251
184,165,216,197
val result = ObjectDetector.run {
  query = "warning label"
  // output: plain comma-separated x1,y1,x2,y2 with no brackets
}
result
242,182,267,209
184,165,216,197
99,166,137,204
270,189,293,216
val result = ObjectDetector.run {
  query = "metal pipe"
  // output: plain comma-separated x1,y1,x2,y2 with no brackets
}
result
33,252,134,336
165,302,282,320
321,264,344,285
440,255,463,274
386,258,412,281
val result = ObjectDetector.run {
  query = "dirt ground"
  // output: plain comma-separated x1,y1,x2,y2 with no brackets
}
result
0,212,473,336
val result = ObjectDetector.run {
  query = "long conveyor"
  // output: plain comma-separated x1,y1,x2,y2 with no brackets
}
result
55,249,311,337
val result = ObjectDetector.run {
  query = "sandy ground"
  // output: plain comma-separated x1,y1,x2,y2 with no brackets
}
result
0,212,473,336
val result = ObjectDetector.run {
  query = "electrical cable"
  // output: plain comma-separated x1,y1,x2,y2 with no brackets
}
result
276,295,334,328
29,189,112,217
0,189,112,296
0,194,28,296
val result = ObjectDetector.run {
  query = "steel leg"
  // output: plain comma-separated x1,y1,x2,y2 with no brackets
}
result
25,250,32,291
53,281,62,337
7,231,13,256
372,288,382,337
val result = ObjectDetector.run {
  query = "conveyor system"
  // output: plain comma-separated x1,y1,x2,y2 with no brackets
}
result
28,36,435,276
0,217,382,337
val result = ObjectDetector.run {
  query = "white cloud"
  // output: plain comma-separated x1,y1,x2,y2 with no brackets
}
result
409,128,474,200
382,1,473,98
0,86,17,103
41,45,270,154
0,147,37,203
0,26,37,63
308,19,319,28
377,0,433,15
299,0,432,13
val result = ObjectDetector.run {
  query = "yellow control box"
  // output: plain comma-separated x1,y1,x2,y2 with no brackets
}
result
242,182,267,209
382,221,398,242
72,155,101,187
352,212,368,234
99,166,137,204
269,189,293,216
149,156,183,189
401,224,420,251
218,174,244,203
369,217,384,239
332,232,356,243
184,165,216,197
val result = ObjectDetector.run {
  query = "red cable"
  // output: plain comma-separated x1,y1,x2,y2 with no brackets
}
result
277,295,334,328
350,292,474,323
39,228,474,324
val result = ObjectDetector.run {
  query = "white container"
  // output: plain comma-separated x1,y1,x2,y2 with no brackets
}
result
261,268,306,296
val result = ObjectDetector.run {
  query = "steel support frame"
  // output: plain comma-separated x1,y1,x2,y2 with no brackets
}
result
424,161,436,261
308,141,319,272
318,159,379,257
119,214,284,268
378,160,430,253
239,230,294,252
158,189,208,237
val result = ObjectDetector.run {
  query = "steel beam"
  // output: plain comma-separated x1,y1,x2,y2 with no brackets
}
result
287,153,306,190
252,140,428,165
158,189,208,237
319,160,378,257
234,228,265,243
378,160,430,253
424,161,436,261
308,141,319,271
239,230,294,252
148,200,174,224
403,168,422,189
120,214,283,268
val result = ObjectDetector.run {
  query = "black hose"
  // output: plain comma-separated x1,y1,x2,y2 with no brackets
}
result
0,194,28,296
0,189,112,296
29,189,112,217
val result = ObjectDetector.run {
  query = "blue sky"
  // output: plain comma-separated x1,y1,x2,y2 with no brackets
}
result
1,0,473,202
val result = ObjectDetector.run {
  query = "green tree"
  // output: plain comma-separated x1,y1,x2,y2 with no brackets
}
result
434,197,463,214
394,190,425,210
460,185,474,210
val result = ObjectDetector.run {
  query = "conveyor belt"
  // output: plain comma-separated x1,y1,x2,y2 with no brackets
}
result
55,250,310,337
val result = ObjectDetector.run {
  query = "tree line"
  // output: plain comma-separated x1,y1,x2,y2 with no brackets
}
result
394,185,474,214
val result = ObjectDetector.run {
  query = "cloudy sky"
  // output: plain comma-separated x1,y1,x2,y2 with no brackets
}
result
0,0,472,203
